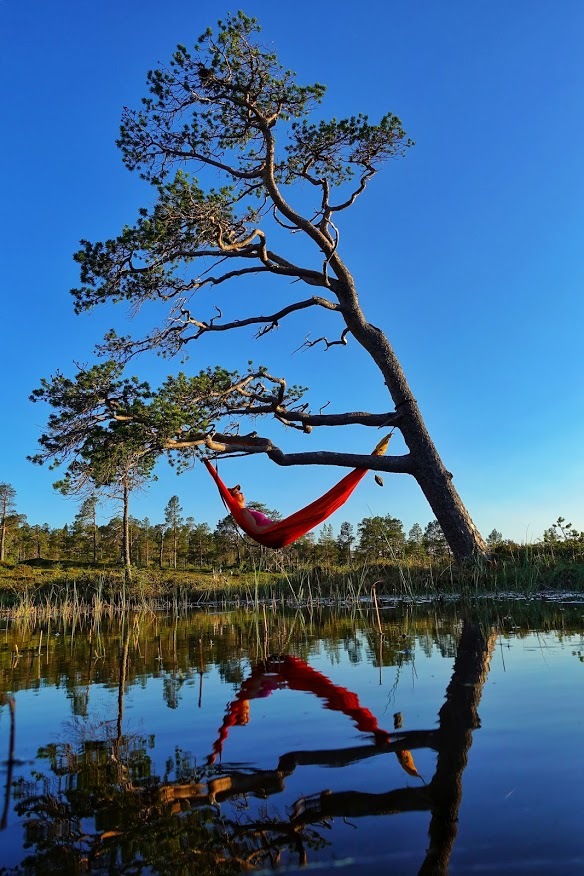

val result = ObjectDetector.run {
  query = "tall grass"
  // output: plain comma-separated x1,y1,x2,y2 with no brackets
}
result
1,545,583,616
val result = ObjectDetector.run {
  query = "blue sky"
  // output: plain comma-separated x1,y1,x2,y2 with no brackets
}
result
1,0,583,542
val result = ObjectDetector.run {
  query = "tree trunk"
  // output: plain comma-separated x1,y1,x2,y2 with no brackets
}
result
122,484,132,583
342,290,487,561
399,399,486,562
92,509,98,564
0,695,16,830
0,498,6,563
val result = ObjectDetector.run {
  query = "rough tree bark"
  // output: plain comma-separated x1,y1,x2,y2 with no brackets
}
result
344,312,487,562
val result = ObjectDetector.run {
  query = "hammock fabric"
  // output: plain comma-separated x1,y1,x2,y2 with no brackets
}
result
204,433,391,549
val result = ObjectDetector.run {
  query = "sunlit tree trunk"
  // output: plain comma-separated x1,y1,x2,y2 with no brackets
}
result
0,483,16,562
121,483,132,584
342,299,487,562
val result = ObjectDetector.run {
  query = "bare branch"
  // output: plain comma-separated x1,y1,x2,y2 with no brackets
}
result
271,205,301,231
321,214,339,286
269,448,413,475
214,226,264,252
294,327,350,353
178,295,341,343
124,131,266,181
329,165,376,212
271,410,400,429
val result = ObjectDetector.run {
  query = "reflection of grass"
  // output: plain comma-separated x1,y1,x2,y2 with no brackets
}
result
1,548,584,613
0,601,582,720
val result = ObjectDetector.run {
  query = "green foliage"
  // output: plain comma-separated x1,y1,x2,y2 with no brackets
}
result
30,361,292,483
543,516,582,544
336,521,355,563
164,495,183,527
423,520,451,557
285,113,413,186
29,361,152,470
66,8,413,368
356,514,405,560
73,174,242,313
408,523,423,544
118,11,327,183
6,484,584,592
164,495,184,569
0,482,19,563
0,482,16,509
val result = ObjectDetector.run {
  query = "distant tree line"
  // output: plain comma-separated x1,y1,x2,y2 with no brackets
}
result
0,481,452,571
1,482,581,573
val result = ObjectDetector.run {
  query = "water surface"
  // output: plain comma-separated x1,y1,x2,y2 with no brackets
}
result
0,599,582,874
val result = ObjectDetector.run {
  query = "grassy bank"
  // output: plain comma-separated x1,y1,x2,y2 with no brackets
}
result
1,543,584,612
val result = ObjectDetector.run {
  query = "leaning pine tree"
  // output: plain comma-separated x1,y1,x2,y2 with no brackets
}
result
72,12,487,561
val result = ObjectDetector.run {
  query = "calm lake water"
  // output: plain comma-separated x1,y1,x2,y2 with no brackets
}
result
0,598,583,874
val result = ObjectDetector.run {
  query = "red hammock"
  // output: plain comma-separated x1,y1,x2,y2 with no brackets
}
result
203,433,391,549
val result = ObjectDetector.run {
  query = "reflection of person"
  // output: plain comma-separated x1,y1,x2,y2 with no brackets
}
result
208,668,282,763
228,484,274,534
208,655,391,764
208,655,422,778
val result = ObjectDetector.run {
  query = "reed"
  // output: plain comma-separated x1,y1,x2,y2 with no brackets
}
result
0,549,583,617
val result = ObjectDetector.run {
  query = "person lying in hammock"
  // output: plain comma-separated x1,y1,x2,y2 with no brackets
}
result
205,431,392,549
227,484,274,535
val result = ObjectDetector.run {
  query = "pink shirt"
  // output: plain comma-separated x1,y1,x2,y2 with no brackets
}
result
248,509,272,527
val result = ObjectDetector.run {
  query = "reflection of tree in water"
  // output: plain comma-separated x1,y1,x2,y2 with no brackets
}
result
288,621,496,876
3,617,496,874
162,672,185,709
419,622,497,875
3,601,575,713
0,606,471,705
9,737,328,874
4,631,333,873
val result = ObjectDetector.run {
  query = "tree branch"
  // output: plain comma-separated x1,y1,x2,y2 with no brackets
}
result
176,295,341,343
329,165,376,212
204,433,414,474
223,407,401,432
294,327,350,352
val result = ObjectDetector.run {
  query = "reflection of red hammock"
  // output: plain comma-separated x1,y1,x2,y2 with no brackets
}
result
209,655,390,764
209,655,421,778
204,434,391,548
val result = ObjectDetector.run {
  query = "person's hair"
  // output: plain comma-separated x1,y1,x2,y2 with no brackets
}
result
228,484,241,495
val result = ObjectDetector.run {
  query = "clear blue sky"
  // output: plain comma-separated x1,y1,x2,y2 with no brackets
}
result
1,0,583,543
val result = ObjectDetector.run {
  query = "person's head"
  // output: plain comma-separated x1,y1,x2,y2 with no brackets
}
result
228,484,246,508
